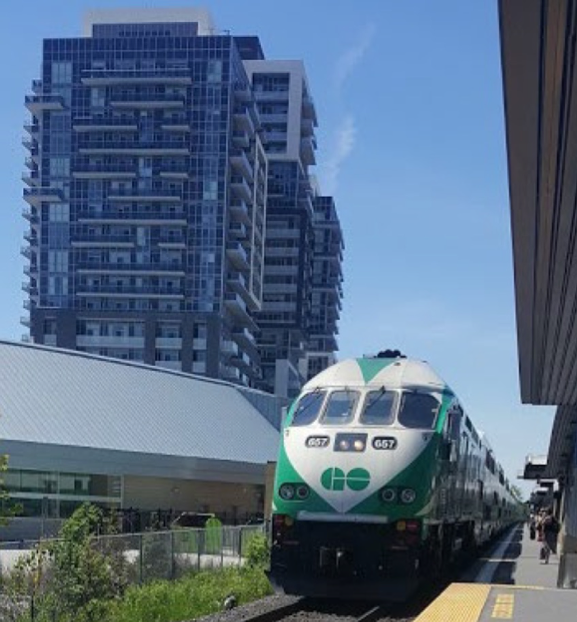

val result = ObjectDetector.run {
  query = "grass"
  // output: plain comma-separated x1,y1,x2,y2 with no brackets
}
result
94,566,273,622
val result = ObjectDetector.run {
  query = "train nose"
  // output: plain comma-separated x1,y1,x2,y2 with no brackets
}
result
319,546,354,575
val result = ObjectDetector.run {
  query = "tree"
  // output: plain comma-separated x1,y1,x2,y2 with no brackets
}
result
0,453,21,525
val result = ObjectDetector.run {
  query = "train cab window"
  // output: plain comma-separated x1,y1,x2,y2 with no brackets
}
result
322,390,359,425
290,390,327,427
360,390,396,425
398,392,439,429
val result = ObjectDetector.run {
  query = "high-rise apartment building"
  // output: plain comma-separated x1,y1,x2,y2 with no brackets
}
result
22,9,343,393
243,61,324,396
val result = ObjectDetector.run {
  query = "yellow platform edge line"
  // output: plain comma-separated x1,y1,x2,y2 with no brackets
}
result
413,583,491,622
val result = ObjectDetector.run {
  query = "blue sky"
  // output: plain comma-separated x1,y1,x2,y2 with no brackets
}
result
0,1,553,495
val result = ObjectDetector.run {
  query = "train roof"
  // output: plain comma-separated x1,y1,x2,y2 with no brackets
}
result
302,357,450,393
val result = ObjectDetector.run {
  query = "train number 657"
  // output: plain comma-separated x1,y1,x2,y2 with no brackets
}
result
372,437,398,450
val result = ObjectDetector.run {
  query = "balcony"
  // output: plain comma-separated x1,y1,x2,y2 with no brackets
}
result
77,285,184,298
20,315,31,328
23,230,38,244
108,189,182,203
230,350,253,374
229,199,251,226
254,89,289,102
155,337,183,349
229,221,248,240
81,68,192,86
24,157,37,170
222,339,239,356
301,117,316,136
22,207,38,223
109,93,186,109
25,94,65,113
73,117,138,132
260,113,287,124
72,163,137,179
232,131,250,149
221,365,241,382
227,271,248,291
300,136,317,165
21,281,37,294
302,93,318,124
76,210,187,225
230,149,253,180
23,262,38,276
160,120,191,132
231,326,257,349
22,170,40,186
76,335,145,348
79,139,189,156
76,262,184,275
22,135,37,151
23,187,64,206
230,176,253,204
226,241,249,271
71,234,135,248
233,105,256,135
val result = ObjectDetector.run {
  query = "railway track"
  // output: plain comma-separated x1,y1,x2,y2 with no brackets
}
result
237,597,423,622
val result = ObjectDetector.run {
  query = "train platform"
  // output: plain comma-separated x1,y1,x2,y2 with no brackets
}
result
415,524,577,621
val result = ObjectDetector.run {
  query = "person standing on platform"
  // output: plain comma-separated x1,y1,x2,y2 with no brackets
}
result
539,508,560,564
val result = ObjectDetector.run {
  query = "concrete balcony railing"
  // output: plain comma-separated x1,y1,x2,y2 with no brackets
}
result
25,94,65,113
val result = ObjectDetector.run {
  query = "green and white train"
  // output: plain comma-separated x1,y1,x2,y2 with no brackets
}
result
269,351,520,600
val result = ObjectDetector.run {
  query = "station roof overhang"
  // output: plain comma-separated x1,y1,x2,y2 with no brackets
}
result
519,454,548,480
500,0,577,406
500,0,577,480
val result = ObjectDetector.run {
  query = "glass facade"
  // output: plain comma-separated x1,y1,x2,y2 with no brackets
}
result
3,469,122,518
23,12,342,396
23,17,267,386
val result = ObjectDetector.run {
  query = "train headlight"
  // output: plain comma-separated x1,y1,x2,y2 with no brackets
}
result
380,487,396,503
353,439,365,451
279,484,296,500
400,488,416,504
296,484,310,500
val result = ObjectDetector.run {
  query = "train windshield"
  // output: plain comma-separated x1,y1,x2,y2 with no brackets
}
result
398,391,440,429
321,390,360,425
360,389,396,425
290,390,327,426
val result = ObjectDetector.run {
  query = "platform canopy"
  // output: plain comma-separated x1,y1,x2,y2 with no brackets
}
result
500,0,577,405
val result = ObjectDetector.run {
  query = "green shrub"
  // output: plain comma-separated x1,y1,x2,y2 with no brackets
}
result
243,533,270,568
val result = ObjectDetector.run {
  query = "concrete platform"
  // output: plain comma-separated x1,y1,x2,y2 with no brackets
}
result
415,524,577,621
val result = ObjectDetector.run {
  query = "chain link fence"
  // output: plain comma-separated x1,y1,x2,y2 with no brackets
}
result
0,524,267,621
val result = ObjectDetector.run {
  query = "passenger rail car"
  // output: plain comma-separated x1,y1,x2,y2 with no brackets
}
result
268,352,520,601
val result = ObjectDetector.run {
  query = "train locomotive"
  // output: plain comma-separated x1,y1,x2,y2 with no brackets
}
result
268,351,520,601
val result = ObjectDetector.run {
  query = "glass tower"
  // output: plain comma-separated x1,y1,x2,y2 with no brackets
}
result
23,10,266,385
22,9,343,394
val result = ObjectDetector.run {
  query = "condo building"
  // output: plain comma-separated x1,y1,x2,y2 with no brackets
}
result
22,8,343,394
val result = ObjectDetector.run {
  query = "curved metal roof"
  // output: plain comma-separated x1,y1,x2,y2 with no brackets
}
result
0,340,280,465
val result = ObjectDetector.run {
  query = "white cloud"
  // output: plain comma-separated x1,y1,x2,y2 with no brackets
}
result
320,114,356,195
334,23,377,91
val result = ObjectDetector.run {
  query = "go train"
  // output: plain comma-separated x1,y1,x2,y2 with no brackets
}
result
268,351,521,601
